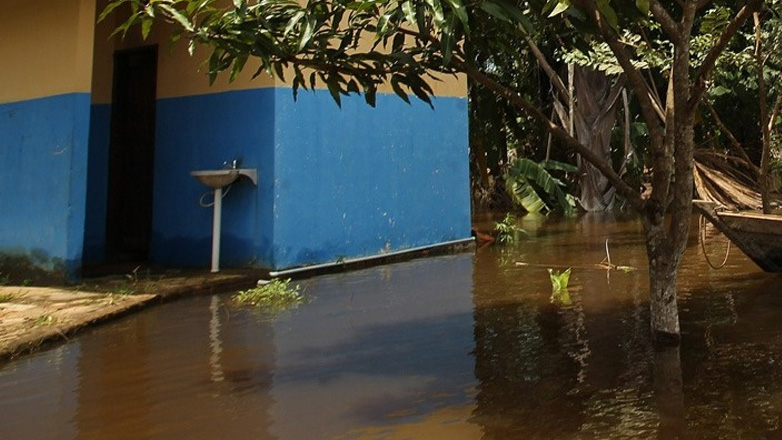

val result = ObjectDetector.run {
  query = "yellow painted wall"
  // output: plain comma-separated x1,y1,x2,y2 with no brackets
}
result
90,0,464,104
352,31,466,98
279,66,466,99
91,0,274,105
0,0,96,104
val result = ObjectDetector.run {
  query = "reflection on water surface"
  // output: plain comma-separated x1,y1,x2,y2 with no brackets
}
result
2,213,782,439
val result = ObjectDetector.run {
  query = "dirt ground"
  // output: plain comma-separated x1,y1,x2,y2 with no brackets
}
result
0,271,256,361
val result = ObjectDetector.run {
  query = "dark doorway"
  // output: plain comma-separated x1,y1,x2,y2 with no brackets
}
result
106,46,158,262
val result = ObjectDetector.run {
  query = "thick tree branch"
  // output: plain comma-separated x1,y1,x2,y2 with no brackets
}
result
669,39,696,250
649,0,680,42
523,34,570,104
754,11,773,213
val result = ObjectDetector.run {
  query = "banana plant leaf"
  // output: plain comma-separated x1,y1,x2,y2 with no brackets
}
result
541,159,579,173
505,158,575,215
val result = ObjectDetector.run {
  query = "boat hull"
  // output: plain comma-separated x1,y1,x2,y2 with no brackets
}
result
694,200,782,272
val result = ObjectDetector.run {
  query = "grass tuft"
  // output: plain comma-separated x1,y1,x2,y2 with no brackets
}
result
234,278,305,312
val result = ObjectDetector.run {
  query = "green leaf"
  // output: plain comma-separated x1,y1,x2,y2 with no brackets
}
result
284,10,306,37
506,175,547,213
479,1,533,31
273,62,285,81
402,1,416,25
299,14,317,50
479,1,510,21
596,0,618,31
635,0,650,16
541,160,578,173
415,2,428,34
98,0,126,23
548,0,571,17
444,0,469,32
709,85,732,96
141,18,153,39
426,0,445,27
505,158,575,215
548,268,571,293
549,268,572,304
159,4,195,32
441,13,457,65
230,53,248,82
377,11,394,36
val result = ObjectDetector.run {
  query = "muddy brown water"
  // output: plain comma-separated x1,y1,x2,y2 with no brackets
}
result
2,213,782,439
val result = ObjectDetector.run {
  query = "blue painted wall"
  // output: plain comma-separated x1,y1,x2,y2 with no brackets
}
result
0,93,90,279
151,89,276,268
271,89,471,269
84,87,470,272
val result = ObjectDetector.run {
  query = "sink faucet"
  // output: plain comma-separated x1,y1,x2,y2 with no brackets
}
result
224,159,240,169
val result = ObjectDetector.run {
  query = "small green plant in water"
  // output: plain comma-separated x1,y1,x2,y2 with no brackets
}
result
234,278,305,312
494,213,527,244
548,268,572,305
548,268,571,292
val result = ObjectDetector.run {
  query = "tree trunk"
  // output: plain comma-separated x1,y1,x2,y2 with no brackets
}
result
573,67,624,212
654,346,685,437
643,213,684,345
754,12,773,214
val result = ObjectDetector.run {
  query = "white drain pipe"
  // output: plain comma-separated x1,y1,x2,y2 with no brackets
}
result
211,187,223,273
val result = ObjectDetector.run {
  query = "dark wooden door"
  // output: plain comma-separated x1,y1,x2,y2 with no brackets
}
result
106,46,158,262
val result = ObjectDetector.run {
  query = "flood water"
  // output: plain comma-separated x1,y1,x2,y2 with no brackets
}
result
2,213,782,439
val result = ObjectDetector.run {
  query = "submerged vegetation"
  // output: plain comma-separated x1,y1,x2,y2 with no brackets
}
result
548,268,572,305
234,278,305,312
494,213,527,244
548,268,571,293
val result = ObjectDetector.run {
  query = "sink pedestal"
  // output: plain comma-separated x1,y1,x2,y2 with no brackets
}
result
190,168,258,273
210,187,224,273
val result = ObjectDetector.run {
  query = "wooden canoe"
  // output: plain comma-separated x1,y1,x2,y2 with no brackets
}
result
693,200,782,272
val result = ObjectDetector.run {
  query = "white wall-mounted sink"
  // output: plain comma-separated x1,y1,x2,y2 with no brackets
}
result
190,167,258,273
190,168,258,189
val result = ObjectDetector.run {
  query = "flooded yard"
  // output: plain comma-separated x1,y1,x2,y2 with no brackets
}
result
2,213,782,439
